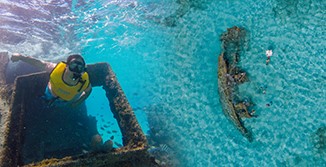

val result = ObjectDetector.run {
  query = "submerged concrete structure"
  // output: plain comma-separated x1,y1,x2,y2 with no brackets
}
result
0,52,158,166
217,27,255,142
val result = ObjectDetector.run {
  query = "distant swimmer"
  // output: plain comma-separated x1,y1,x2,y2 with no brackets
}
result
265,50,273,65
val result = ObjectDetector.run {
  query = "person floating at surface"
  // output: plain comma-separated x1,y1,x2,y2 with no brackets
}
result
265,50,273,65
11,53,92,107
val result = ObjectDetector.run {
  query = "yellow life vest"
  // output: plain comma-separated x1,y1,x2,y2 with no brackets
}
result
49,62,90,101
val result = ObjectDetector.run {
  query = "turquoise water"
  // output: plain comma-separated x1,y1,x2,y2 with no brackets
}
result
1,0,325,166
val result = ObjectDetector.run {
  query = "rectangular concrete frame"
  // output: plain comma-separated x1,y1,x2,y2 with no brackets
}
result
0,52,157,167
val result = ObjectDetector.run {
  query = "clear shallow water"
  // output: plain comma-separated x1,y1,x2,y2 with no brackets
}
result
1,0,325,166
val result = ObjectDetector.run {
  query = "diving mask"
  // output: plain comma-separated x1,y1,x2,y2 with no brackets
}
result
68,60,85,73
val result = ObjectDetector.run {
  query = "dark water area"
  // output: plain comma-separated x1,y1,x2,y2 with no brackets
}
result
22,100,98,164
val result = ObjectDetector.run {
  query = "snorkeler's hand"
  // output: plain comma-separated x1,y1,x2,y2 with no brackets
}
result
11,53,22,62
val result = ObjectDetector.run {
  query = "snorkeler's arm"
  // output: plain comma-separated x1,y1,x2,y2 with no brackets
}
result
71,84,92,107
11,53,56,72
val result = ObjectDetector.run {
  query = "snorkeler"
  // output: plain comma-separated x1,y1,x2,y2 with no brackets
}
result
11,53,92,107
265,50,273,65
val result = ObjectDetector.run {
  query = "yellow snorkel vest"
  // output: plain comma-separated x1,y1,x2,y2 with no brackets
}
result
49,62,90,101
